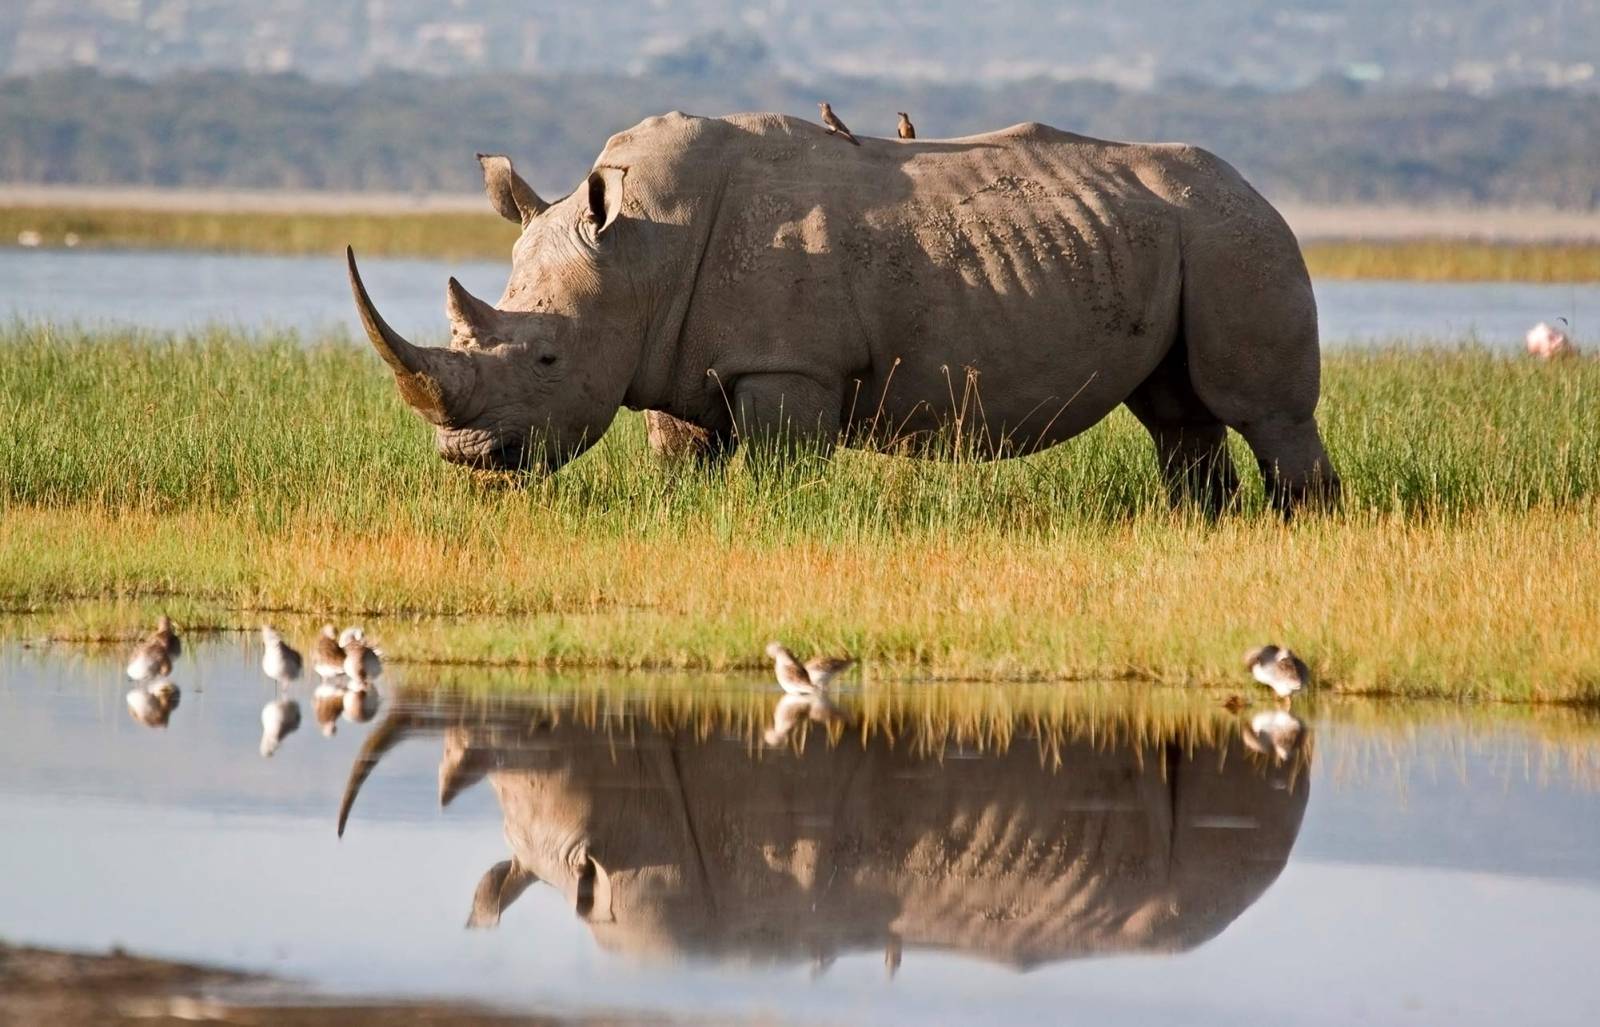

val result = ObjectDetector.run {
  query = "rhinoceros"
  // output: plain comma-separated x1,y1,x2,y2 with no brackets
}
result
347,112,1340,513
337,695,1310,968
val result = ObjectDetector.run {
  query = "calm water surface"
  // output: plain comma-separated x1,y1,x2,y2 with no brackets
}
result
3,639,1599,1024
3,248,1597,346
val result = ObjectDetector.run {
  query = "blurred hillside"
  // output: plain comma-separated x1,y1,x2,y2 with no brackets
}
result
2,67,1596,208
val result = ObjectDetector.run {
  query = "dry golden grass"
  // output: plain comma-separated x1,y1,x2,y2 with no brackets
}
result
4,502,1597,701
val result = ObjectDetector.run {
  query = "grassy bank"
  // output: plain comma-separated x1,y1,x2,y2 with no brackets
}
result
5,204,1600,281
3,326,1599,701
1,206,517,261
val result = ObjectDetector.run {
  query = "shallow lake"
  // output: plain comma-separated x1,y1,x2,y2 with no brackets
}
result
3,247,1596,348
2,637,1598,1024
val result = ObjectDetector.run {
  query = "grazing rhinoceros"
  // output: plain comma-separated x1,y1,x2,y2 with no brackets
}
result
347,112,1340,513
336,695,1310,967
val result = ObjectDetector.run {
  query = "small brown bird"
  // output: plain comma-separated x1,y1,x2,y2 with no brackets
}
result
311,624,346,682
897,112,915,139
342,634,383,683
817,102,860,145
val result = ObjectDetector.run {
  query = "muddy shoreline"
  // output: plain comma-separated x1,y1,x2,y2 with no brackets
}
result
0,941,671,1024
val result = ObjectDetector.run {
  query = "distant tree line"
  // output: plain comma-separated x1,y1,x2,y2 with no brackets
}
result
2,68,1596,208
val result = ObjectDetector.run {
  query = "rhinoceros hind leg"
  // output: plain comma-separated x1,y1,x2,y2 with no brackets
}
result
1124,343,1240,517
731,373,840,468
1236,416,1341,517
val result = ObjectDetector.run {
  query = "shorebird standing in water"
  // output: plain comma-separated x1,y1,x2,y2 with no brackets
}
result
126,615,180,683
766,641,854,697
343,635,383,684
1244,644,1309,700
260,625,302,687
897,112,916,139
311,624,346,683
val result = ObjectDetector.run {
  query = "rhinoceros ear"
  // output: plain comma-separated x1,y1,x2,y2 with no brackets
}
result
584,166,627,237
476,153,548,226
466,859,539,929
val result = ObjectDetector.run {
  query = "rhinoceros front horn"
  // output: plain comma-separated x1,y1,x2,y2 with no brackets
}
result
346,246,475,426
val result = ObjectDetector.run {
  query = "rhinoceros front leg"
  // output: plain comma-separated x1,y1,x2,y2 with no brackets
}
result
730,373,840,467
643,411,730,465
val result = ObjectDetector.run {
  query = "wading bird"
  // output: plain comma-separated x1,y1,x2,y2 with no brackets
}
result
897,112,915,139
766,641,854,697
311,624,346,683
1526,317,1577,359
260,625,302,686
343,636,383,684
126,615,181,683
1244,644,1309,699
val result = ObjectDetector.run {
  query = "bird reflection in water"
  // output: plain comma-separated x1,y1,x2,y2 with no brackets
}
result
1242,708,1307,764
334,687,1313,975
763,692,846,746
125,682,180,728
259,697,303,757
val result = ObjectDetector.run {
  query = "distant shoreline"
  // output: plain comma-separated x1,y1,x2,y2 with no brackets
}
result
4,183,1600,242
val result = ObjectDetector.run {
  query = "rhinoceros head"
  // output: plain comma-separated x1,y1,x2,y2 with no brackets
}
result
347,156,636,472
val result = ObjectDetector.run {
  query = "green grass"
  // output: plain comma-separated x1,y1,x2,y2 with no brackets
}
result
3,325,1599,701
5,204,1600,281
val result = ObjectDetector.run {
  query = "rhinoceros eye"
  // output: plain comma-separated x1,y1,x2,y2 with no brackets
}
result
538,353,558,366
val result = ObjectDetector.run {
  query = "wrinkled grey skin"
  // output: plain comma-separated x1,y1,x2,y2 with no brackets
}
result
338,700,1310,967
348,113,1339,513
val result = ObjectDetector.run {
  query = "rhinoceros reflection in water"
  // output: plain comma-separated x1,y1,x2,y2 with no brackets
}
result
338,700,1309,969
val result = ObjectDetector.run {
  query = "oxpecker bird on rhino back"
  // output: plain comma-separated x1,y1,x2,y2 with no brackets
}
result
346,111,1340,514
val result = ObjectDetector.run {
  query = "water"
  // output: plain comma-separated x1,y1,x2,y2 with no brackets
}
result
3,248,1596,347
3,638,1599,1024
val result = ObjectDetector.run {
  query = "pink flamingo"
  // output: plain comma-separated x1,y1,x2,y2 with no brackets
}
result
1526,317,1578,359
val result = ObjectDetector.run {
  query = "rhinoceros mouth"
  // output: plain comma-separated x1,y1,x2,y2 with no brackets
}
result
437,432,528,473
